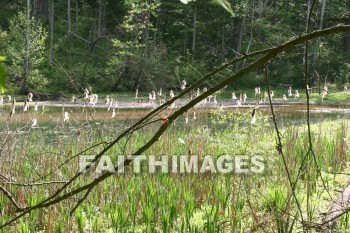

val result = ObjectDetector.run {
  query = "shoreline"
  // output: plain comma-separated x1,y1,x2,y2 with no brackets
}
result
1,99,318,109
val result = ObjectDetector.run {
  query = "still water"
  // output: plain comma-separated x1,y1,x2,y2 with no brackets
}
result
1,102,350,132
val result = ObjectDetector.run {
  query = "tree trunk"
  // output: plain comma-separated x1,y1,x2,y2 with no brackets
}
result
191,3,197,63
303,0,311,70
67,0,71,34
112,57,131,92
143,2,151,62
319,0,326,29
237,17,245,54
39,0,48,21
33,0,38,30
229,18,238,56
49,0,54,65
345,33,350,55
242,0,255,68
33,0,49,23
135,5,151,90
183,27,187,56
97,0,103,37
75,0,78,31
221,27,225,64
345,0,350,56
229,0,236,48
235,14,246,71
23,0,31,94
313,0,326,94
153,4,161,56
257,0,264,18
133,61,143,91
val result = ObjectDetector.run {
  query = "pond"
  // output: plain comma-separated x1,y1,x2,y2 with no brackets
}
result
1,101,350,132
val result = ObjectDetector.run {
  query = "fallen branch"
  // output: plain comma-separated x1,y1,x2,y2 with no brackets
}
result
30,90,66,101
320,183,350,232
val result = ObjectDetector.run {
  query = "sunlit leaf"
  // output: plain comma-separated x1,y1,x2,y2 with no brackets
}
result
179,0,234,16
179,0,191,4
0,56,6,62
215,0,235,16
0,63,6,94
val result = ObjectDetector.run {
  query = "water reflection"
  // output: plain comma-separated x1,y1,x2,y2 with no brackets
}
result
1,103,349,132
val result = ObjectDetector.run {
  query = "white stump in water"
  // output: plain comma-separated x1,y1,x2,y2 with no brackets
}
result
28,93,33,102
34,101,38,112
23,101,29,112
63,112,70,122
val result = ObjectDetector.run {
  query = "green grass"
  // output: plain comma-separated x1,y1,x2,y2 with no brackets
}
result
1,108,350,232
7,83,350,107
217,84,350,105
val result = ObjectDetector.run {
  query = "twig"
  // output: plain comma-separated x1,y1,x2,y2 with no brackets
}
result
2,181,68,186
70,186,94,216
0,173,10,182
0,185,23,212
69,32,107,53
304,0,332,202
264,65,305,225
285,0,333,220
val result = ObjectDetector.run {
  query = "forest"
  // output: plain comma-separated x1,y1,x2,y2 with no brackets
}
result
0,0,349,95
2,0,350,233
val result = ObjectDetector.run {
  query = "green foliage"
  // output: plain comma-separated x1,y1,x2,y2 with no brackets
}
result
5,10,47,91
0,0,348,93
75,208,86,233
0,55,6,93
213,0,235,16
2,107,350,231
210,108,272,155
337,63,350,85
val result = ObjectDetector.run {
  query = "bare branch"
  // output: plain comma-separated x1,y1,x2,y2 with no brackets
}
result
0,185,23,212
264,65,304,224
2,181,68,186
69,186,94,216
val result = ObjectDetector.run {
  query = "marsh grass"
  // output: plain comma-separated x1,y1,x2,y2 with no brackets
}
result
1,106,350,232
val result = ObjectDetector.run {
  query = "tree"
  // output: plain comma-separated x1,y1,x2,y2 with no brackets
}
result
0,0,347,92
6,10,47,93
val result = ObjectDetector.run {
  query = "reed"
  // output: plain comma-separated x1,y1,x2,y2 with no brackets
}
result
1,106,350,232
